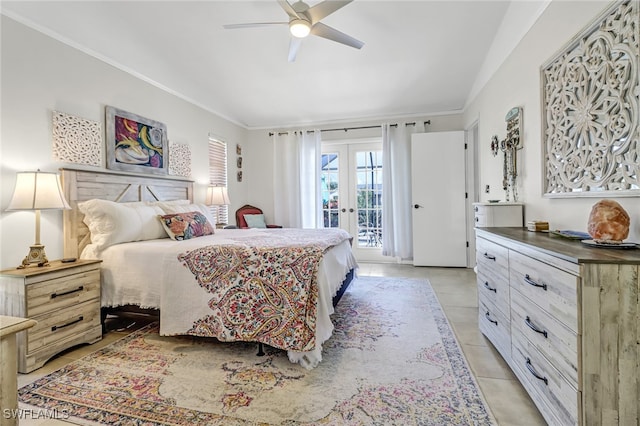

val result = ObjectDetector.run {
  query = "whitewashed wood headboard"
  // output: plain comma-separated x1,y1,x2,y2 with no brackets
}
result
61,168,194,258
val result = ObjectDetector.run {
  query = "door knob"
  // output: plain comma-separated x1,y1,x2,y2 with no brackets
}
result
349,208,354,213
341,208,346,213
414,204,423,209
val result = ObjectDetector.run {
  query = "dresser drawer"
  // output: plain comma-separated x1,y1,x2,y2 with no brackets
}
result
477,268,509,317
509,250,578,333
512,332,579,426
26,269,100,317
474,213,487,227
478,293,511,361
511,288,578,387
476,237,509,280
27,299,101,353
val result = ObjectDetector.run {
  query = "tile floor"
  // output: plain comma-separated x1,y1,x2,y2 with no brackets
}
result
15,263,546,426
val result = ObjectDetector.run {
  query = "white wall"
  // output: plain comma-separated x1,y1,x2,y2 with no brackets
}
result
464,0,640,242
0,16,248,270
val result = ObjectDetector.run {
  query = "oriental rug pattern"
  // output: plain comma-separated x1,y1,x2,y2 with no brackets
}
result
18,277,495,425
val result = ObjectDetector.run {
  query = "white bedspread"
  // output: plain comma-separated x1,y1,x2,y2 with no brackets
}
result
83,228,357,368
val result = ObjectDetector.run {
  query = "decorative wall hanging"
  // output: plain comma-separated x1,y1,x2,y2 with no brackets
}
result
500,107,523,201
542,0,639,197
52,111,102,166
105,106,168,175
490,135,500,157
235,143,243,181
168,142,191,178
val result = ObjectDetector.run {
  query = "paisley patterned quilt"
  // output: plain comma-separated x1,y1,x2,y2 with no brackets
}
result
171,228,352,353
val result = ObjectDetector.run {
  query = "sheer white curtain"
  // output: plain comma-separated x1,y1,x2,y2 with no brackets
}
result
299,130,323,228
273,130,322,228
381,122,423,260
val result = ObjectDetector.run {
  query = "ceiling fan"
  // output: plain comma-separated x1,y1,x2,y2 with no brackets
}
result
223,0,364,62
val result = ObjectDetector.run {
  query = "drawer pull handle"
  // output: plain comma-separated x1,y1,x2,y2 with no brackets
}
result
483,253,496,261
484,281,497,293
524,274,547,291
525,316,548,338
485,311,498,325
51,286,84,299
51,316,84,332
525,358,548,385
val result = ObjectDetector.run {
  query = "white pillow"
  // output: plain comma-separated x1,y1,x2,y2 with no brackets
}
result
158,203,217,227
148,199,191,208
78,199,167,251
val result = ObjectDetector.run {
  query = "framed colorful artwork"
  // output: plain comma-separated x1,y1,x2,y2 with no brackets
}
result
105,106,168,175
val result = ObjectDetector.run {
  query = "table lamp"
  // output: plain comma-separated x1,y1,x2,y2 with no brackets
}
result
205,185,230,227
6,170,71,268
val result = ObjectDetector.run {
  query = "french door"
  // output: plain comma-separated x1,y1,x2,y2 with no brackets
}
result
321,141,385,262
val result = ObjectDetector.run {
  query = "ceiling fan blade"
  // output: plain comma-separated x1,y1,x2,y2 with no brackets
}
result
310,22,364,49
278,0,300,19
223,22,287,29
307,0,353,24
288,38,303,62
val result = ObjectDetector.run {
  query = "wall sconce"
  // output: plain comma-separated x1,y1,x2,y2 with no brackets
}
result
6,170,71,268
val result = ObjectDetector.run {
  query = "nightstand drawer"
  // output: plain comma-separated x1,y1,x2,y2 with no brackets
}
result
27,299,101,353
26,269,100,316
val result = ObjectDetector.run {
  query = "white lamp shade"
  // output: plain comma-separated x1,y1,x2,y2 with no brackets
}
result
206,186,230,206
6,171,71,211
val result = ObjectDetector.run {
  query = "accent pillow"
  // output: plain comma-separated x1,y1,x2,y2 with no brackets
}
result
243,213,267,228
78,199,167,251
158,203,217,227
159,211,215,240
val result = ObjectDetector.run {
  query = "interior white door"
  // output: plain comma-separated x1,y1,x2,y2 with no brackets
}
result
411,131,467,267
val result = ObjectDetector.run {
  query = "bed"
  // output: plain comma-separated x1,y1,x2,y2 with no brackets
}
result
61,168,357,368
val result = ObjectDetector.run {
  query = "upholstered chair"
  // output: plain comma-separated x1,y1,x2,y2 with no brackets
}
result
235,205,282,229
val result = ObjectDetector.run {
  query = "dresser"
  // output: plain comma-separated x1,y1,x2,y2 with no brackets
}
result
0,259,102,373
473,202,523,227
475,227,639,426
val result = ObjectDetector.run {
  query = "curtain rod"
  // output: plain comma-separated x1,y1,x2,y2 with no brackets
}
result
268,120,431,136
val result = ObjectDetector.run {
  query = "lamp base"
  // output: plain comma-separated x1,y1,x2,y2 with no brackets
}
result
18,244,50,269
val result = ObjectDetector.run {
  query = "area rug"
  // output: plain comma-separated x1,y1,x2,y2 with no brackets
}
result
19,276,495,425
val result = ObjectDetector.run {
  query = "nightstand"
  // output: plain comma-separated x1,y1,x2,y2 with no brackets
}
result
0,259,102,373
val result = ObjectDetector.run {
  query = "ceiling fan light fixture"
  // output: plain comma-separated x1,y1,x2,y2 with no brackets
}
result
289,19,311,38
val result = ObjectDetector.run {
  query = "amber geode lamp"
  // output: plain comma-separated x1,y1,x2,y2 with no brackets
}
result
6,170,71,268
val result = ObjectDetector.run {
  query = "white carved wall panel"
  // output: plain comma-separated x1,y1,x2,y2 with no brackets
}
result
52,111,102,166
542,0,639,197
168,142,192,178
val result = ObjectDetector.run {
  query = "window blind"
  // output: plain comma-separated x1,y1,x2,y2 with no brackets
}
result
208,137,229,225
